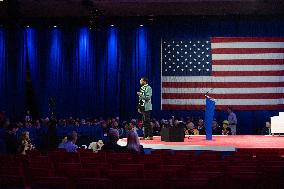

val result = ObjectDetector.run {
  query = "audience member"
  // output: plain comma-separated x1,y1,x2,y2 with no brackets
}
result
58,131,78,152
127,129,144,154
261,122,271,135
101,121,109,137
212,119,222,135
34,120,41,129
24,110,32,126
58,136,67,148
227,107,237,135
222,120,232,135
152,120,160,136
185,122,199,135
4,123,19,154
19,131,35,155
101,129,125,152
197,119,206,135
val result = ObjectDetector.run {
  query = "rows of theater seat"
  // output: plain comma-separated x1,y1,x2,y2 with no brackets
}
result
1,148,284,189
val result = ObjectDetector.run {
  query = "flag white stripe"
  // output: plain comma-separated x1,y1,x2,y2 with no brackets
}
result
162,99,284,105
212,65,284,71
212,53,284,60
162,76,284,82
211,42,284,49
162,87,283,94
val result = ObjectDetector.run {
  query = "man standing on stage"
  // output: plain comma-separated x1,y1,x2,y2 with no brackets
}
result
137,77,153,140
227,107,237,135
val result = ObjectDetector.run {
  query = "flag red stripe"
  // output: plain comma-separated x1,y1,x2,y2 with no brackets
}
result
162,93,284,99
162,82,284,88
211,37,284,43
162,104,284,110
212,48,284,54
213,71,284,76
212,59,284,65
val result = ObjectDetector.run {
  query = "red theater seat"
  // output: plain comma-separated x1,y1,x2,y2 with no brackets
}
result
112,178,162,189
75,178,111,189
32,177,69,189
165,178,209,189
28,167,55,178
0,175,28,189
106,170,139,179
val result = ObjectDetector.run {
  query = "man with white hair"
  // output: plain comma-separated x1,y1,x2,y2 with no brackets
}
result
101,129,125,152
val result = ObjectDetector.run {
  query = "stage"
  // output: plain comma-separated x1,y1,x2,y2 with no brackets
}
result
118,135,284,152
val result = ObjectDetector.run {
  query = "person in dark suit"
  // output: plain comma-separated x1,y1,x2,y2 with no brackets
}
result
101,129,126,152
212,119,222,135
197,118,206,135
137,77,153,140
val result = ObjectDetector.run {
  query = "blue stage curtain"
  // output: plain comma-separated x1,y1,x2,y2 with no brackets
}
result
0,28,6,111
1,16,284,134
14,29,27,119
25,28,41,117
105,27,120,117
42,27,64,117
74,27,96,117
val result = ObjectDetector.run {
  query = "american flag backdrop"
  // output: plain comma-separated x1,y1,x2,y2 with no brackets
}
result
161,37,284,110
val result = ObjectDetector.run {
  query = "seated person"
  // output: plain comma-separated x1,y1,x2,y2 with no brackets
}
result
197,119,206,135
127,129,144,154
19,131,35,155
222,120,232,135
125,122,144,154
58,131,78,152
101,129,126,152
184,122,199,135
212,119,222,135
261,122,271,135
58,136,68,148
152,120,161,136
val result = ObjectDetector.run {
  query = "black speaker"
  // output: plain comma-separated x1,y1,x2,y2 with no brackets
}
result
161,127,184,142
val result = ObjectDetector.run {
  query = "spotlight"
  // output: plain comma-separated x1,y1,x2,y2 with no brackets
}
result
140,24,143,27
26,25,30,28
110,24,114,27
53,25,57,28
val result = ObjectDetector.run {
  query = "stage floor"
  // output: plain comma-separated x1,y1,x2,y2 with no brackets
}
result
118,135,284,152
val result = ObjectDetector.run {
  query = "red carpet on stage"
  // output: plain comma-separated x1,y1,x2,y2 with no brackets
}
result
120,135,284,151
143,136,284,148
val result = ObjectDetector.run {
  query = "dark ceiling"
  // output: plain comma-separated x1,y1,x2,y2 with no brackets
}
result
1,0,284,19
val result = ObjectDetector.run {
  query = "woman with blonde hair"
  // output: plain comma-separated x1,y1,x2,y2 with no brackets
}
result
19,131,35,155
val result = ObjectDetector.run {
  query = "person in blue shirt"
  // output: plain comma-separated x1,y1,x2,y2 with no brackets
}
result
58,131,78,152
